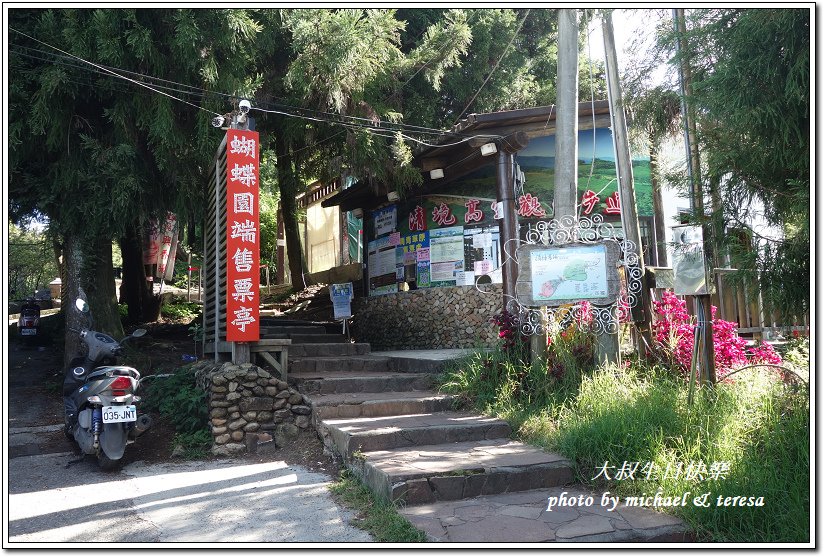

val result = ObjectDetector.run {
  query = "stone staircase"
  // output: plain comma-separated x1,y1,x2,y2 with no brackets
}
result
265,321,690,543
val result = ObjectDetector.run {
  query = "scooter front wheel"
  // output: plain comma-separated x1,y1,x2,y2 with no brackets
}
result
97,451,123,472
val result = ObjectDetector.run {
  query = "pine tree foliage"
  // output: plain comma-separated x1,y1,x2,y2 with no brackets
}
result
673,9,810,320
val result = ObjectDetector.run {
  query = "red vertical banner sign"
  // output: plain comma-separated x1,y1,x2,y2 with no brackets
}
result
225,129,260,341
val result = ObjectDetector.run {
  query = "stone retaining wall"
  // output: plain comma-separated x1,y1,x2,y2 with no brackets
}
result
351,284,503,350
192,361,311,455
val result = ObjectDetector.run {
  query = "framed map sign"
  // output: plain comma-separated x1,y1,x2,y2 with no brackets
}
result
515,242,621,307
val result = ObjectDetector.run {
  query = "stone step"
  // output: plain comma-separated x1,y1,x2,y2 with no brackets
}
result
291,371,435,395
289,356,393,374
283,334,349,344
288,343,370,358
352,438,574,505
399,487,691,543
261,325,328,336
320,412,511,458
309,391,456,420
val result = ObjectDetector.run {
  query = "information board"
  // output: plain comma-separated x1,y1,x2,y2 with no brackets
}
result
429,226,464,285
515,242,621,307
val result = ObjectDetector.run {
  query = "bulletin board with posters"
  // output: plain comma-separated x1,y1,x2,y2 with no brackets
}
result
367,235,399,296
366,193,510,296
463,224,502,286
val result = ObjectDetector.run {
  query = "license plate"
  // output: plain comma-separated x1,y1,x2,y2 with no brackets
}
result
102,405,137,423
20,328,37,336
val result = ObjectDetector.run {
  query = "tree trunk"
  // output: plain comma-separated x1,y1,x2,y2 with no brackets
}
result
119,222,161,324
649,139,668,267
63,234,124,366
275,133,307,290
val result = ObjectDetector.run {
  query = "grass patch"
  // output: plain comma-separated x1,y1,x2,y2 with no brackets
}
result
329,470,427,543
439,347,810,543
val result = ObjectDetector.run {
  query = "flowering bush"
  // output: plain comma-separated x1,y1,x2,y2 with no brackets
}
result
652,290,782,380
489,310,524,353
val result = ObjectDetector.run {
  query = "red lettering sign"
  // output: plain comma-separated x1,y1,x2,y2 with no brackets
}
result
604,191,621,215
409,205,426,231
517,193,546,217
581,190,600,215
432,202,457,226
464,199,483,223
226,129,260,341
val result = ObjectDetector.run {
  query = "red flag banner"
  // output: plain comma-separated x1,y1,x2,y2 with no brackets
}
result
225,129,260,341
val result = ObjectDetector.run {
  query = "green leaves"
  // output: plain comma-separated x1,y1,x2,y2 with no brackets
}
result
679,9,810,319
284,9,404,113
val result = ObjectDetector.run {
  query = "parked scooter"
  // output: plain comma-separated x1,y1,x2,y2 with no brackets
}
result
63,293,151,470
17,297,41,342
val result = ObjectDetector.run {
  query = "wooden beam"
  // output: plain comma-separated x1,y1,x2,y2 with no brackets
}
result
418,158,449,171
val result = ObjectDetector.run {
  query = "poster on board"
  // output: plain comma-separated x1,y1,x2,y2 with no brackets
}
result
367,236,399,296
373,205,397,237
463,224,501,284
429,226,464,286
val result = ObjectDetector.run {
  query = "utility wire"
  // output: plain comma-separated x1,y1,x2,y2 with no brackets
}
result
10,26,505,153
451,8,531,127
13,41,494,142
9,26,222,117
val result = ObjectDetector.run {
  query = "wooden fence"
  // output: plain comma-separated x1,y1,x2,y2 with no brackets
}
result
648,267,809,340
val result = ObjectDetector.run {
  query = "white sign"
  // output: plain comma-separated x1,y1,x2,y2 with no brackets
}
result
530,244,608,302
373,206,397,236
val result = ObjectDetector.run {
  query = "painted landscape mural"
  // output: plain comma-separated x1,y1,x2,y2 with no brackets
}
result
448,127,654,218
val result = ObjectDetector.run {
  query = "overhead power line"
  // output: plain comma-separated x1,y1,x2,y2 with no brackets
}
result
9,26,222,117
9,26,504,150
451,8,531,126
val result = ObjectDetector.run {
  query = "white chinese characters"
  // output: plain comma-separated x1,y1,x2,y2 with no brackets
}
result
231,219,257,243
233,192,255,215
229,134,257,158
230,163,257,187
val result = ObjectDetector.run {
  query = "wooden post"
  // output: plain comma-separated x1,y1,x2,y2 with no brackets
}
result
496,137,527,311
187,250,192,302
552,8,580,221
603,11,654,355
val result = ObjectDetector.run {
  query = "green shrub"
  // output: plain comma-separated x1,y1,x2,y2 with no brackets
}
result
143,366,211,456
160,299,201,321
329,470,426,543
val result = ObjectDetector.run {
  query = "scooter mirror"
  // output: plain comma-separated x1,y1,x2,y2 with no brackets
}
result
75,298,90,313
132,328,147,338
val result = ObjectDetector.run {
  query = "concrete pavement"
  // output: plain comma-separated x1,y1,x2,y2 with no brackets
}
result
7,453,373,544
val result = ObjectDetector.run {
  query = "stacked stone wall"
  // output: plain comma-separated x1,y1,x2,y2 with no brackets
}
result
192,361,311,455
351,284,503,350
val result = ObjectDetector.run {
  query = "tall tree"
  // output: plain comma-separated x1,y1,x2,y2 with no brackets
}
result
625,86,681,266
670,9,810,320
8,8,258,359
248,8,603,289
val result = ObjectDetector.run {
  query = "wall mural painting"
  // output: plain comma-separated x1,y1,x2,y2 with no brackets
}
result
365,126,653,296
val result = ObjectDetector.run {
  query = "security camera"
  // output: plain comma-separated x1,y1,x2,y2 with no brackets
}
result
238,99,251,115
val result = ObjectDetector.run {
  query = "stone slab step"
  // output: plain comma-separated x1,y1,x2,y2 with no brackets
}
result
282,334,349,344
289,356,393,374
291,371,435,394
354,438,574,505
309,391,456,420
320,412,512,457
399,487,691,543
288,343,370,358
261,325,328,336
